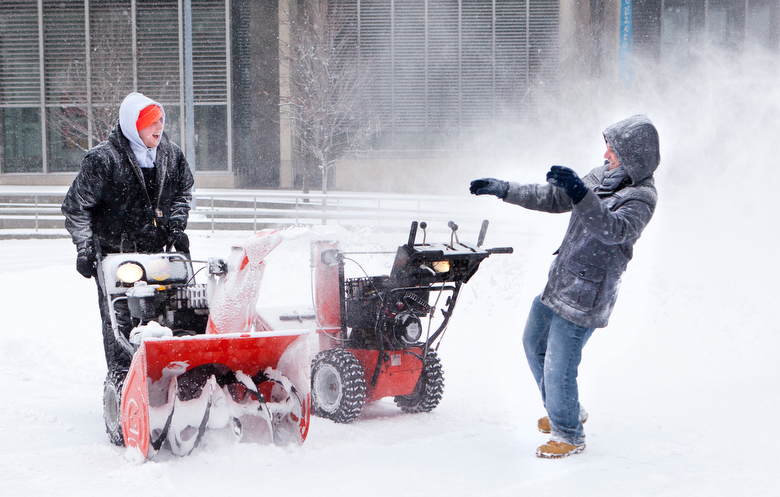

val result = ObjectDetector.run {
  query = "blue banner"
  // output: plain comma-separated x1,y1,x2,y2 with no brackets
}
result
619,0,633,88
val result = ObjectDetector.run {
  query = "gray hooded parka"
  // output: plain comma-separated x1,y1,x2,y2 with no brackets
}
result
504,115,660,328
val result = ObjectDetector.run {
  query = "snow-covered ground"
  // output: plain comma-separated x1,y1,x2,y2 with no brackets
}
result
1,184,778,496
2,50,780,496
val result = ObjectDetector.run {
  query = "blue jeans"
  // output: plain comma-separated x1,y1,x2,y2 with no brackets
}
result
523,296,594,446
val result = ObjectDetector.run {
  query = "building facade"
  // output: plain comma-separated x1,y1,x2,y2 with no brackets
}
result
0,0,278,188
1,0,778,190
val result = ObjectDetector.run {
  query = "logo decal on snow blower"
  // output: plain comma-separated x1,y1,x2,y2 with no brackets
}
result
126,397,141,436
147,259,171,281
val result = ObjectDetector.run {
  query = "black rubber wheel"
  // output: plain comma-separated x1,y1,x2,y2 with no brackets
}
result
103,368,127,446
311,348,366,423
394,350,444,413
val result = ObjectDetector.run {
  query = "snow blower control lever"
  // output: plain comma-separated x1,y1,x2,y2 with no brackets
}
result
392,219,513,289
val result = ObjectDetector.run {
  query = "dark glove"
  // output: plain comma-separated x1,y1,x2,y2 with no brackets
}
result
469,178,509,199
166,228,190,254
546,166,588,204
76,244,97,279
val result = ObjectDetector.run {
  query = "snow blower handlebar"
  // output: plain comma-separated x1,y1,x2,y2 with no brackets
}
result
487,246,514,254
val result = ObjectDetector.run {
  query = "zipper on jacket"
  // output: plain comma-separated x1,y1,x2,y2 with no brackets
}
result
153,152,168,229
135,154,166,229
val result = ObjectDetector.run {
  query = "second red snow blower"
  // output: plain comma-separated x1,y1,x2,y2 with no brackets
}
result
310,220,512,423
98,230,311,461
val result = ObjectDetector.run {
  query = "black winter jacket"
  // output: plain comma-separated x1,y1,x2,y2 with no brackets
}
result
62,121,193,254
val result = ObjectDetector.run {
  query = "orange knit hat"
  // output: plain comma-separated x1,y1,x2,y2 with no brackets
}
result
136,104,162,131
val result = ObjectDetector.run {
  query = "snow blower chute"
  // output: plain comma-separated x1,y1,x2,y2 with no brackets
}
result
99,230,311,461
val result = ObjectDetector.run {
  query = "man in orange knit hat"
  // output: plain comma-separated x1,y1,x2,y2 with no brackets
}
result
62,92,194,369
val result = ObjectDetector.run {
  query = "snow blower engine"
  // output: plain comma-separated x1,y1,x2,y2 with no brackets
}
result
311,220,512,423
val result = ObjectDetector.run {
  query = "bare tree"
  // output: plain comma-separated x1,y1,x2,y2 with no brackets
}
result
48,7,179,152
47,8,136,151
280,0,380,194
48,65,132,151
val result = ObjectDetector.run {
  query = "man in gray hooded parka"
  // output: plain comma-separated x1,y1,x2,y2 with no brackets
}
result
470,115,660,458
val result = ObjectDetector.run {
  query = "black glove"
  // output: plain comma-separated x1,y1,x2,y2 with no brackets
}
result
167,228,190,253
76,244,97,279
469,178,509,199
546,166,588,204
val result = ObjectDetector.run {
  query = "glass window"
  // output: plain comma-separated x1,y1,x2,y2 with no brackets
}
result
746,0,780,50
137,0,181,103
350,0,559,150
0,0,230,176
162,105,182,150
0,1,43,173
192,0,228,103
47,108,87,173
1,108,43,173
663,5,691,52
0,0,41,107
706,0,745,50
193,104,227,171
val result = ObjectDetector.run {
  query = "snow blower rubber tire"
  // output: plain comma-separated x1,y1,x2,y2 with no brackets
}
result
394,350,444,413
311,348,366,423
103,368,128,446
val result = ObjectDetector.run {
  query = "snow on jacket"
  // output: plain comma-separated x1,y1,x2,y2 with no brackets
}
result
61,101,193,254
504,115,660,328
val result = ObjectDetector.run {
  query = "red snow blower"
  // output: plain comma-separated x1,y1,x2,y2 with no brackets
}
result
98,230,311,460
310,220,512,423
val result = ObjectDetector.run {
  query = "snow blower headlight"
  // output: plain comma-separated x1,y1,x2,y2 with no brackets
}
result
117,262,144,284
432,260,450,273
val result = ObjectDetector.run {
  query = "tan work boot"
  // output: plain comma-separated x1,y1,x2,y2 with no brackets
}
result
537,413,588,434
536,440,586,459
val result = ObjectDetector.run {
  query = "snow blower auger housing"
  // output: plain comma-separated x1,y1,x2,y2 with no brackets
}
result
311,220,512,423
98,230,311,461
